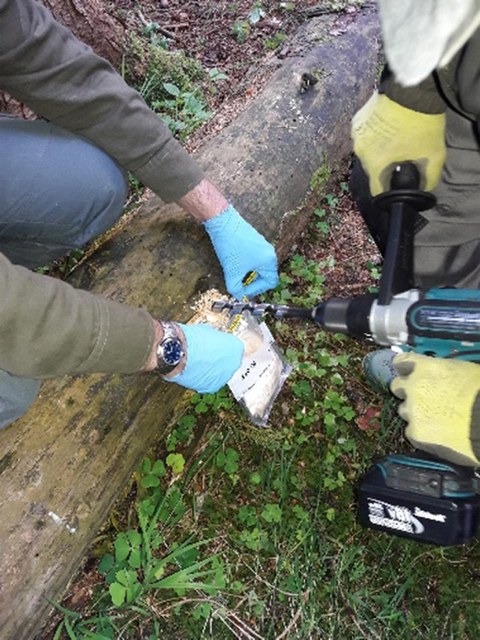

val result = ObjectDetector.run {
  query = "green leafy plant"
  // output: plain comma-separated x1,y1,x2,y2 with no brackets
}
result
313,207,331,236
189,387,234,414
231,20,251,43
367,259,382,293
261,503,282,524
248,3,266,24
133,44,223,141
140,458,166,489
142,22,169,49
215,447,240,476
166,452,186,475
166,414,196,452
208,67,228,82
264,32,287,49
155,82,212,139
54,455,227,636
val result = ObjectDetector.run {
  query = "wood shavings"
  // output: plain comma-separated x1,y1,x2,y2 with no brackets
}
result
188,288,231,329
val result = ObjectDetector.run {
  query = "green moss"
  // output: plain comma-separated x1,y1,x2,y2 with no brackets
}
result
125,34,205,106
310,158,331,194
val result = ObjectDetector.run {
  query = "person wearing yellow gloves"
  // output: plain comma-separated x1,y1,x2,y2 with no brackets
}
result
350,0,480,467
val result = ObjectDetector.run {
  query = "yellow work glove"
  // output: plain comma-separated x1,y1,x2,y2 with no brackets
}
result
351,92,446,195
391,353,480,467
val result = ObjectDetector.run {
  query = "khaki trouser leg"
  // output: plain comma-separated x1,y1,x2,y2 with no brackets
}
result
414,108,480,288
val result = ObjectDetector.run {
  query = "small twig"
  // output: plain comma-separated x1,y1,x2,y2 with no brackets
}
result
147,596,219,618
303,5,344,18
137,9,177,40
154,25,177,39
164,22,190,30
237,556,302,598
215,610,265,640
274,603,303,640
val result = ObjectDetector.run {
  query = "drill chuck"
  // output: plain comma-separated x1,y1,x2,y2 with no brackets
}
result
317,291,416,348
369,289,420,347
316,294,374,337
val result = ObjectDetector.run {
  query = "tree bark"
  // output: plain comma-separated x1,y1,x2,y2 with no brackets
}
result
44,0,125,68
0,8,381,639
0,1,126,118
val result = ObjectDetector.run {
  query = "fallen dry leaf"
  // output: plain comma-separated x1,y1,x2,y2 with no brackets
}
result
356,406,381,431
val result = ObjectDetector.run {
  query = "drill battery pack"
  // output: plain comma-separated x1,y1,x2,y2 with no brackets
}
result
358,454,480,546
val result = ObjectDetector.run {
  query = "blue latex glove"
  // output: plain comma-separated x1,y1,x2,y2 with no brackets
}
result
204,204,279,299
166,323,244,394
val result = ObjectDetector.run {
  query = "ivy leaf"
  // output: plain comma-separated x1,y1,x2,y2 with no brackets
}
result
128,548,142,569
249,472,262,485
141,458,152,474
216,452,226,468
98,553,114,575
224,448,239,474
152,460,166,476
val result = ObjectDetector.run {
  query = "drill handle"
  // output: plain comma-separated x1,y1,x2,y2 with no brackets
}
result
373,162,436,306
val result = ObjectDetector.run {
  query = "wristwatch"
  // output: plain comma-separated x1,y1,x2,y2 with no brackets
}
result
155,321,185,375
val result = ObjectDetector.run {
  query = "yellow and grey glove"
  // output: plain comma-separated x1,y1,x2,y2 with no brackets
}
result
351,92,446,195
391,353,480,467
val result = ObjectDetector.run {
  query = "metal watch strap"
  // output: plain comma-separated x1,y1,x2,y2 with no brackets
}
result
155,321,184,375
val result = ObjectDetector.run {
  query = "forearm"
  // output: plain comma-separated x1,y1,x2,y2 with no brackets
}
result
177,178,229,222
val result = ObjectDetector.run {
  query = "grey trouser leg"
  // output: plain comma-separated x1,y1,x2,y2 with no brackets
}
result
0,116,128,267
350,107,480,289
0,372,41,429
0,116,129,427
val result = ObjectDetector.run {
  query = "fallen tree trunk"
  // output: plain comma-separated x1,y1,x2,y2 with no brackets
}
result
44,0,126,68
0,8,381,638
1,1,126,119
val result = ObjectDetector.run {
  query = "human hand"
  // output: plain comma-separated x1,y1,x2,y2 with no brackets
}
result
351,92,446,195
203,204,279,299
165,323,244,394
391,353,480,466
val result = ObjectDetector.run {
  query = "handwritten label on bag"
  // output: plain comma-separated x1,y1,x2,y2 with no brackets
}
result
228,323,277,400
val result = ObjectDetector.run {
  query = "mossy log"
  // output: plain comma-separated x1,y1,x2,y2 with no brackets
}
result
0,8,381,639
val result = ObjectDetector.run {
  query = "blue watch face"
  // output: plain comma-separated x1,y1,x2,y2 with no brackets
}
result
163,338,183,366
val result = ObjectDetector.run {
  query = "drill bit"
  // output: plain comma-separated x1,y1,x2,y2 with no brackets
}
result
211,299,316,320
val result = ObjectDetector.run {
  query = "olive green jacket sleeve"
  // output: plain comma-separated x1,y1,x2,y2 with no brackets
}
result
0,0,204,202
0,0,206,378
379,68,446,115
0,254,155,378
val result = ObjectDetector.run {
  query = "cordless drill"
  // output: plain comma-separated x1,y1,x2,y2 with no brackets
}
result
214,163,480,545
